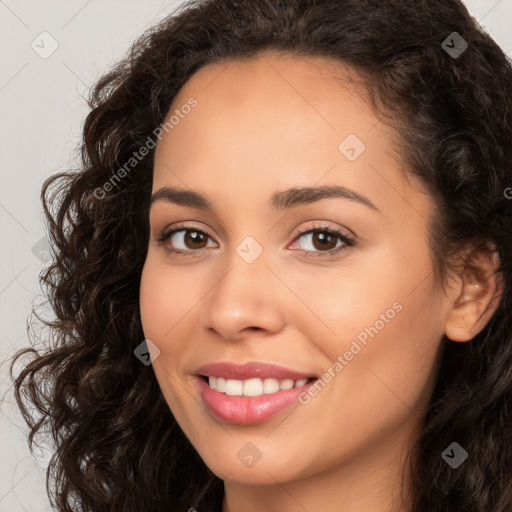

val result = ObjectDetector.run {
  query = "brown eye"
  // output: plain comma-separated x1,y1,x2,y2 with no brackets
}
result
181,230,209,249
296,230,340,252
310,231,338,251
157,227,217,255
289,225,355,258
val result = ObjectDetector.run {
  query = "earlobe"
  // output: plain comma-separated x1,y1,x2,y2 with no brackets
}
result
444,248,503,343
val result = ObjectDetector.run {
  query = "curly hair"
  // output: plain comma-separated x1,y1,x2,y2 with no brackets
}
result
8,0,512,510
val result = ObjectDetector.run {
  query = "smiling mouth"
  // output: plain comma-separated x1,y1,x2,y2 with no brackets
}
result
199,375,317,397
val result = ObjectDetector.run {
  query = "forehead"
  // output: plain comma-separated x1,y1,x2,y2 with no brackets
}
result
152,52,427,217
177,52,368,105
158,53,383,153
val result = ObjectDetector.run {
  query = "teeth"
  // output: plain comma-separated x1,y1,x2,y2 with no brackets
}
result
279,379,294,390
263,378,280,394
243,378,263,396
207,376,311,396
225,379,243,396
216,377,226,393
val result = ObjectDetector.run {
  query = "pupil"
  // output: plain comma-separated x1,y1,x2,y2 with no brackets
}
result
314,232,335,250
187,231,205,248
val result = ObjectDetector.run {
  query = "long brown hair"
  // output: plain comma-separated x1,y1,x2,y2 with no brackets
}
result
8,0,512,510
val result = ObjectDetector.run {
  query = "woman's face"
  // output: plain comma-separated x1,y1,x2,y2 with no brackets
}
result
140,53,452,487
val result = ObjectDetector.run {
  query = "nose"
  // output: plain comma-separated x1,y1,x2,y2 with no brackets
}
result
199,246,286,341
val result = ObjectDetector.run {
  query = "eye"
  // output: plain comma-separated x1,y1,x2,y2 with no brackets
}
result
156,224,217,257
155,222,355,258
289,224,355,258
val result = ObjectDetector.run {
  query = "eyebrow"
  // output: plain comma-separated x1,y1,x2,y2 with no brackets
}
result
150,184,381,214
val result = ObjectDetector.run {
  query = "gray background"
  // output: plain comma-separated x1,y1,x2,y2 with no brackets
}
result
1,1,510,510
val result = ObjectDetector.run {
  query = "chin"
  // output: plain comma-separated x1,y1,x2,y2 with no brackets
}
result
196,440,314,485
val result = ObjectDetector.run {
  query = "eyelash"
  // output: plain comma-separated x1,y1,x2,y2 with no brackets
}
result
156,222,355,259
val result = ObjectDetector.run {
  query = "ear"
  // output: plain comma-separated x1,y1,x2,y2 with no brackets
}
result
444,243,504,342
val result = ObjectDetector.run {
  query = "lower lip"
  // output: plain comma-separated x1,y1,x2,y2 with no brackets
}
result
197,377,316,425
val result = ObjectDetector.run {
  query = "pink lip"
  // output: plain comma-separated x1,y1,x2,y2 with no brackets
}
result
194,362,317,425
195,362,316,380
196,376,316,425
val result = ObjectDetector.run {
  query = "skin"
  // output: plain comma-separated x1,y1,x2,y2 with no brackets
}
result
139,52,502,512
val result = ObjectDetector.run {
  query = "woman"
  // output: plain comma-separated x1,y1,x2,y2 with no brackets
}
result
10,0,512,510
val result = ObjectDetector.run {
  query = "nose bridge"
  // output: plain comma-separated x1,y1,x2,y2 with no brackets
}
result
199,235,286,339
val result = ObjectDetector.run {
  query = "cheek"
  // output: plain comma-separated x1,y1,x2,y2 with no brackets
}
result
293,286,442,469
139,262,168,341
305,240,442,407
139,256,198,342
139,257,200,422
298,241,434,350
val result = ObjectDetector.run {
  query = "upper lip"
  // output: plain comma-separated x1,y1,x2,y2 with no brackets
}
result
195,362,317,381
